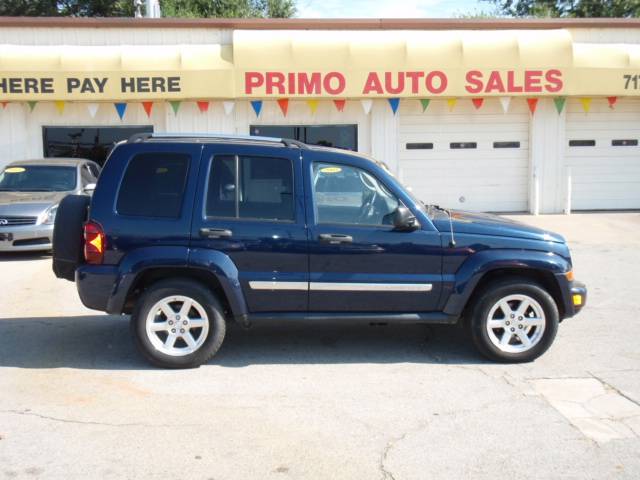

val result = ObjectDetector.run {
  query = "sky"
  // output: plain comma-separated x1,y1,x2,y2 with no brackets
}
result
295,0,488,18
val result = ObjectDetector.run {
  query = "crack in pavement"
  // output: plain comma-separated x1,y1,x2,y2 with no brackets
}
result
0,409,198,428
588,371,640,408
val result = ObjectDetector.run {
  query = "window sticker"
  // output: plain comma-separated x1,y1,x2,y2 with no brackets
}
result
320,166,342,174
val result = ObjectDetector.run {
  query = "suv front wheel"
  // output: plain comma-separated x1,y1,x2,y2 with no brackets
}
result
469,279,559,363
131,279,226,368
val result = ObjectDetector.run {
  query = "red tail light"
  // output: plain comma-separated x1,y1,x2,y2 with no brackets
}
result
84,221,105,264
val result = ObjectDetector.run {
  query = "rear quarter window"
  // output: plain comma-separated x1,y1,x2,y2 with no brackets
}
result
116,152,190,218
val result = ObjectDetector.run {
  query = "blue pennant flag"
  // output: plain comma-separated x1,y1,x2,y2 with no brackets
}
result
388,98,400,115
250,100,263,117
114,102,127,120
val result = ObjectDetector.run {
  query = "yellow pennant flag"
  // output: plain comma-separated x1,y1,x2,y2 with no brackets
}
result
54,100,65,115
306,99,319,114
447,98,457,112
580,97,591,113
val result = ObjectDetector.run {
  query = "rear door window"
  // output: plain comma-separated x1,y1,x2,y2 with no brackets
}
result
116,153,190,218
205,155,294,221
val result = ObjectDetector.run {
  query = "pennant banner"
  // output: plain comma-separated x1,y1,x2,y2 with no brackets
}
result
607,96,617,109
250,100,262,117
222,101,235,115
499,97,511,113
419,99,430,112
1,101,7,109
446,98,457,112
142,101,153,118
54,100,65,115
196,101,209,113
580,97,591,113
306,99,319,114
333,99,346,112
169,101,181,115
526,98,538,115
87,103,99,118
27,101,37,112
277,98,289,116
471,98,484,110
114,102,127,120
553,97,566,114
360,99,372,115
388,98,400,115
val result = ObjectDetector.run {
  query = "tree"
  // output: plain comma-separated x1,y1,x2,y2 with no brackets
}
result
0,0,138,16
159,0,295,18
483,0,640,17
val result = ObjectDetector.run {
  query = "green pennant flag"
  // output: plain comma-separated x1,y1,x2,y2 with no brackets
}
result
553,97,566,114
169,101,181,115
27,101,37,112
419,99,431,112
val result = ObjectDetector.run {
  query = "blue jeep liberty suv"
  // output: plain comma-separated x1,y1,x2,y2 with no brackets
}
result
52,133,587,368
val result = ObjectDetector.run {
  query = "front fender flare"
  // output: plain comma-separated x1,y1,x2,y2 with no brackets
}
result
443,249,571,316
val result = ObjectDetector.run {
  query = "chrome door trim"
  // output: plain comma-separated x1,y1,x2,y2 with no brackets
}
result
249,281,309,291
311,282,432,292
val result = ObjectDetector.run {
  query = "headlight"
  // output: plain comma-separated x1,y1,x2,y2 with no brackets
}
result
40,204,58,225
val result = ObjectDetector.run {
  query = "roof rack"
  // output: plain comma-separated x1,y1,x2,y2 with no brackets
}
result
127,132,308,149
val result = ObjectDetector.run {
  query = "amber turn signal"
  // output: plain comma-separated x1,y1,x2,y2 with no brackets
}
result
565,270,574,282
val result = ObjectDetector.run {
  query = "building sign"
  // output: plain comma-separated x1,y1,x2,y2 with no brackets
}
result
0,29,637,100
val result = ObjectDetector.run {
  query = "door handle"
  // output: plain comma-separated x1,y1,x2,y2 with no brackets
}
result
200,228,233,239
319,233,353,244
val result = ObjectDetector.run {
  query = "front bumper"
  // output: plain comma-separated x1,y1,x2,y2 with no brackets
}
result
0,224,53,252
555,272,587,319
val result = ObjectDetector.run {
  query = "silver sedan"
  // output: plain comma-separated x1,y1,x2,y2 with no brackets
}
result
0,158,101,252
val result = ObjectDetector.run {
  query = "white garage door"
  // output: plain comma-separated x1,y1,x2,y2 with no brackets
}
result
398,98,530,213
565,98,640,210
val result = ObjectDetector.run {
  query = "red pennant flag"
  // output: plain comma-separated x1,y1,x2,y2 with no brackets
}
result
527,98,538,115
197,101,209,113
142,101,153,118
333,99,346,112
1,101,7,109
277,98,289,116
471,98,484,110
607,96,617,109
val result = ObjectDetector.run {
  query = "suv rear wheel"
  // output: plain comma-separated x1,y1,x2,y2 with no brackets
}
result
131,279,226,368
469,279,559,363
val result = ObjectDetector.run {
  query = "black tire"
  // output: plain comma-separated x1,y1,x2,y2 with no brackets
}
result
469,278,559,363
130,278,226,369
52,194,90,281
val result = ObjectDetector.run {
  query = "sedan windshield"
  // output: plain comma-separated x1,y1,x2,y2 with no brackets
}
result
0,165,77,192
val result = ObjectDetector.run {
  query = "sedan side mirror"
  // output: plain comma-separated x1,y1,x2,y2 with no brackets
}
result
84,183,96,194
393,205,419,231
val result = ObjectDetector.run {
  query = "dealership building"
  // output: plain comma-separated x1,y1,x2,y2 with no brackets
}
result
0,17,639,213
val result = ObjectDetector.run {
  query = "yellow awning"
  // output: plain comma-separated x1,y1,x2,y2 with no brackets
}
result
0,30,638,100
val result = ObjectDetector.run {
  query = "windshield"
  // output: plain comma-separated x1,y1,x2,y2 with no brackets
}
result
0,165,77,192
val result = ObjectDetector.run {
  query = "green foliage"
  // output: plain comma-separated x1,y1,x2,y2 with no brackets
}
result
0,0,137,16
159,0,295,18
483,0,640,18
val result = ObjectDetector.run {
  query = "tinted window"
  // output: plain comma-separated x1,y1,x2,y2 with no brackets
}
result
0,165,76,192
43,126,153,166
250,125,357,151
312,163,398,226
116,153,190,218
206,155,294,221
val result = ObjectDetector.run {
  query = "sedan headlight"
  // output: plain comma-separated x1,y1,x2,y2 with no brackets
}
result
40,204,58,225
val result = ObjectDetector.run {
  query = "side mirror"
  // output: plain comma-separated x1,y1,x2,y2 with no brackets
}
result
393,205,419,231
84,183,96,194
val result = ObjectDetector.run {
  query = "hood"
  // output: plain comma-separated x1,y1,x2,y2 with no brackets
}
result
0,191,67,217
431,209,566,243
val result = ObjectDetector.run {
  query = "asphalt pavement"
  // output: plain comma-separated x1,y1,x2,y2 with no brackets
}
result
0,212,639,479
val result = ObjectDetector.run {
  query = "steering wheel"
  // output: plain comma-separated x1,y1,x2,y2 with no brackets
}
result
356,172,379,223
